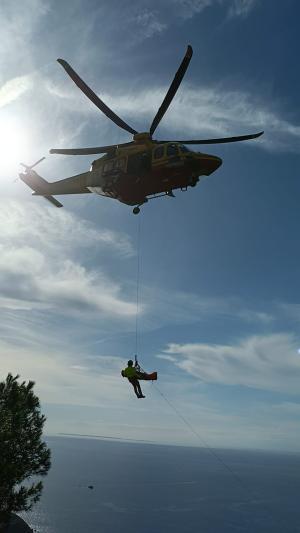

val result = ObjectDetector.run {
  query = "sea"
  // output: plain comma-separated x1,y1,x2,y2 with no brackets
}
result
22,436,300,533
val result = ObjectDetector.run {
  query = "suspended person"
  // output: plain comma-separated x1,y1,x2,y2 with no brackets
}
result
121,359,145,399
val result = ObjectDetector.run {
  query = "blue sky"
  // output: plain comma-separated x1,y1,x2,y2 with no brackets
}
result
1,0,300,452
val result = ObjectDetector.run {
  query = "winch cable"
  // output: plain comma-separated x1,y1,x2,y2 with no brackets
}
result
134,216,142,359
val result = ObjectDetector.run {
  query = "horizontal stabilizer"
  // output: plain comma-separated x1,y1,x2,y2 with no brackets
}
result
42,195,63,208
20,169,63,208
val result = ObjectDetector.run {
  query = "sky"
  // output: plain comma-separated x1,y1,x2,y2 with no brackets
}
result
1,0,300,452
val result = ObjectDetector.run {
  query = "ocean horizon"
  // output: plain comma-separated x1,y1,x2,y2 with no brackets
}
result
22,436,300,533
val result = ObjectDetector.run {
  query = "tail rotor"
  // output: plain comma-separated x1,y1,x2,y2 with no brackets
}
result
20,156,46,173
18,157,63,208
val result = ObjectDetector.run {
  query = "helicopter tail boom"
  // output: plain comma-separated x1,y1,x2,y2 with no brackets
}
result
19,170,63,208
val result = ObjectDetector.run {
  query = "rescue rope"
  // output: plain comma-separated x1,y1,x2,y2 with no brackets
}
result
134,217,141,358
152,382,279,526
152,383,249,492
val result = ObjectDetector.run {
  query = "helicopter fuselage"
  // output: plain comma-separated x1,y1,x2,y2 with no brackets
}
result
87,141,222,206
20,139,223,213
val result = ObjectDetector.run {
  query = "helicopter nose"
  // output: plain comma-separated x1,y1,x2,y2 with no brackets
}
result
197,153,222,176
213,155,222,169
198,154,222,175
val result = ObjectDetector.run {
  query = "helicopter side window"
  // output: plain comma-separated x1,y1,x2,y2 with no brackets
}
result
167,144,178,156
153,146,164,159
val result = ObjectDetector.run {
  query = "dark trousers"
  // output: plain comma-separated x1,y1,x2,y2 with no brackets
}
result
128,377,143,397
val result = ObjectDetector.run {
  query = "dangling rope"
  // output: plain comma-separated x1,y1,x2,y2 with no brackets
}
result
134,217,142,359
152,384,249,492
152,383,279,525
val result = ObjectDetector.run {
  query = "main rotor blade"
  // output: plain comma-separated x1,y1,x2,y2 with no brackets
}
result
149,45,193,136
162,131,264,145
49,142,133,155
57,59,138,135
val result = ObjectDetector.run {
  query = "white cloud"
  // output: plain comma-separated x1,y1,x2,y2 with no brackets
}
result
2,320,300,450
132,9,167,39
170,0,259,19
237,309,273,324
0,75,33,108
48,82,300,154
0,1,50,72
0,200,133,257
228,0,258,18
115,86,298,153
162,333,300,394
0,200,135,318
0,250,136,316
111,0,260,48
141,287,274,331
0,340,183,444
0,199,277,341
2,334,300,450
171,0,217,18
0,339,128,410
278,303,300,323
270,402,300,416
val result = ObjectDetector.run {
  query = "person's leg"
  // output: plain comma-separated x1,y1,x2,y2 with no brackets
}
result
129,378,141,398
136,380,145,398
133,382,141,398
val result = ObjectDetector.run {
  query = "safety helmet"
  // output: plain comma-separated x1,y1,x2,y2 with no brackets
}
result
128,360,133,366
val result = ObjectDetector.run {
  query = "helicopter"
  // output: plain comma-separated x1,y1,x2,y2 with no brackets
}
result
20,45,263,214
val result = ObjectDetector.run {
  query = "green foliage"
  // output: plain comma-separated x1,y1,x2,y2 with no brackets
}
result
0,374,51,520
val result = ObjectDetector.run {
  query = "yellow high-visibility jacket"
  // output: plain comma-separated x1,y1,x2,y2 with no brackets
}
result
123,366,138,378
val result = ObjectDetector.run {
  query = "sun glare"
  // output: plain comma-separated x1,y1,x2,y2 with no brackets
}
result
0,117,32,178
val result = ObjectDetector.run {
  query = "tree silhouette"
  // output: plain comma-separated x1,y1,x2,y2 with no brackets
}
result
0,374,51,527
